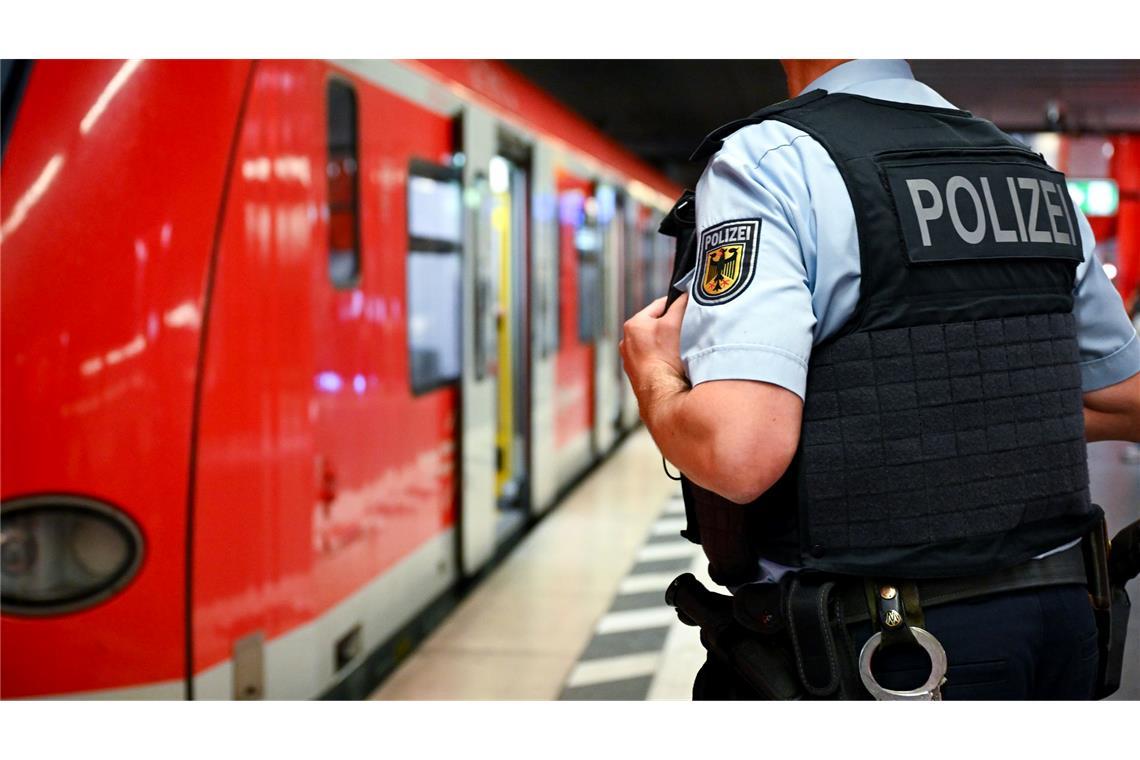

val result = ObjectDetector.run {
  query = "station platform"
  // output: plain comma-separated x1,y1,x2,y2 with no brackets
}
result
371,431,1140,701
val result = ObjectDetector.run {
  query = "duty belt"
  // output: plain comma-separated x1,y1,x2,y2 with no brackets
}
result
666,541,1098,700
830,542,1088,625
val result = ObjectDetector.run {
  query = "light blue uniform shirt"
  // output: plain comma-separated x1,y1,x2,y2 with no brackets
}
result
680,58,1140,401
679,59,1140,584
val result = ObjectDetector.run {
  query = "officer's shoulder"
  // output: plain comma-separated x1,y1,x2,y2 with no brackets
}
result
698,120,822,199
715,119,816,165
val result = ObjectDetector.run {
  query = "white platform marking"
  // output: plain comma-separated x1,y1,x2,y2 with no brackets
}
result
650,517,688,535
565,652,661,688
595,606,676,634
618,572,682,595
636,541,699,562
647,551,719,700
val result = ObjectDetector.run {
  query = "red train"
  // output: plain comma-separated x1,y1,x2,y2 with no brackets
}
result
0,59,679,699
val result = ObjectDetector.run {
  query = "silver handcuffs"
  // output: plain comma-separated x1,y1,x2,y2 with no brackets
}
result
858,626,948,701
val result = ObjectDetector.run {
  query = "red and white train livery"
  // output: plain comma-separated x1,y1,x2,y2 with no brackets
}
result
0,59,679,699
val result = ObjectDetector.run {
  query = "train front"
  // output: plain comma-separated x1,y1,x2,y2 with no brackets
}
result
1,60,250,699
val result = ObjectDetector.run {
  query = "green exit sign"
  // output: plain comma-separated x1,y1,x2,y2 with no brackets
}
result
1067,179,1119,217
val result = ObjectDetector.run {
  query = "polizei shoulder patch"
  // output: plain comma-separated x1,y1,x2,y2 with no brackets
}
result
693,219,761,306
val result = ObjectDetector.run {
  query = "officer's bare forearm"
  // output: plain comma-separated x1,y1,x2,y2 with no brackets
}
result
1082,371,1140,442
640,373,803,504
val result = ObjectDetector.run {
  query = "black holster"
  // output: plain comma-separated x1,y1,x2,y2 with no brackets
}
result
666,572,864,700
1086,517,1139,699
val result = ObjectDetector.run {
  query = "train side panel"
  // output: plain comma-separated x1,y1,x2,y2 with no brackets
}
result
190,60,459,698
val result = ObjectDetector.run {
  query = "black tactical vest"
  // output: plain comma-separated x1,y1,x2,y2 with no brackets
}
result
675,91,1100,586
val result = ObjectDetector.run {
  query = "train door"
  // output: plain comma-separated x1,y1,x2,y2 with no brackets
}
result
489,135,532,538
457,107,499,575
592,184,620,454
527,144,560,514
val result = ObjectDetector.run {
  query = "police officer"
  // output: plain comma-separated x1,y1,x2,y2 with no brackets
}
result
620,59,1140,700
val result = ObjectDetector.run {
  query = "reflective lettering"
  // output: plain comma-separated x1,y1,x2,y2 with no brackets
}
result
946,176,986,244
980,177,1018,243
1041,181,1072,245
1018,177,1054,243
906,178,943,246
1060,181,1078,247
1007,177,1028,242
889,163,1084,263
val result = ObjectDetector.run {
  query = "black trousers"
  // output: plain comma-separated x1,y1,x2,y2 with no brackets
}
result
693,583,1099,700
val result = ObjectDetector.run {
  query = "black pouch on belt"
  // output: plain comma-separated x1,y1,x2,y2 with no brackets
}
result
1089,517,1140,699
779,574,865,699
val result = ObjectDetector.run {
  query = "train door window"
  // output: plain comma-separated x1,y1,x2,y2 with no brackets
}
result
472,172,497,382
534,189,557,360
576,196,601,342
548,209,560,353
407,160,464,394
596,185,617,339
489,150,532,512
326,79,360,288
558,188,587,352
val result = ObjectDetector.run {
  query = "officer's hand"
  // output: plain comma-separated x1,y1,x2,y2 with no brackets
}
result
620,292,689,399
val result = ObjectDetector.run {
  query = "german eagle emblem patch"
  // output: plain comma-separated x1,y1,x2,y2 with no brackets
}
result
693,219,760,306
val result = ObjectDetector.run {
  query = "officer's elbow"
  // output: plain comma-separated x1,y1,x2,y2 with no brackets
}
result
1083,371,1140,443
714,475,778,505
680,380,803,504
709,440,797,504
699,418,800,504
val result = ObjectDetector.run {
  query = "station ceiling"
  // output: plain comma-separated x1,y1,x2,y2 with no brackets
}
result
507,60,1140,188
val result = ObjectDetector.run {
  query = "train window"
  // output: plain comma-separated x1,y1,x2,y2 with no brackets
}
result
1,60,34,159
407,161,464,394
409,172,463,244
326,79,360,288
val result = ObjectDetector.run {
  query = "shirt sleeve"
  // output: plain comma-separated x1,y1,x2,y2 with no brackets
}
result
680,134,816,400
1071,208,1140,391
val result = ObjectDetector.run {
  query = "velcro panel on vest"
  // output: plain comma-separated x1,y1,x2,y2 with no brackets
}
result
798,313,1093,577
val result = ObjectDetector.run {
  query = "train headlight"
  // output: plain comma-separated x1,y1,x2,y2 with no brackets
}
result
1,496,144,616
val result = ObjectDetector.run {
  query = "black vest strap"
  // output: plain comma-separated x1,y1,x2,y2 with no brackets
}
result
689,89,829,162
